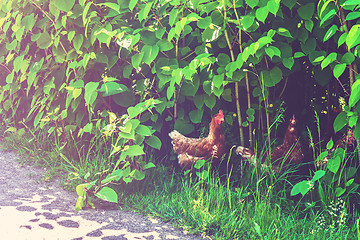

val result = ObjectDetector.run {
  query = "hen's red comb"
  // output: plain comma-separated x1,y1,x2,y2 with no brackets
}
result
218,109,224,117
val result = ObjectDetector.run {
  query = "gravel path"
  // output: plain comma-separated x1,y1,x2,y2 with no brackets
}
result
0,149,204,240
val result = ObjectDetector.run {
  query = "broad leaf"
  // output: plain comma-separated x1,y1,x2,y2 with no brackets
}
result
333,111,347,133
84,82,99,106
349,79,360,107
95,187,118,203
297,3,314,20
53,0,75,12
333,63,346,79
145,136,162,150
327,156,341,174
125,145,145,156
291,180,314,196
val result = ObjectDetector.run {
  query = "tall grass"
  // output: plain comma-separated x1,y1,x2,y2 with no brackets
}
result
0,120,358,239
119,159,357,239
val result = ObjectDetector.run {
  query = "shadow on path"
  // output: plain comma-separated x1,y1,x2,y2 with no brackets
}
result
0,150,204,240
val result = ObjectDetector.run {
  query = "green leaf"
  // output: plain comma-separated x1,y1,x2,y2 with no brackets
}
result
76,183,87,196
129,0,139,11
143,162,156,170
333,111,347,133
157,39,173,51
346,25,360,49
326,138,334,150
312,170,326,182
95,187,118,203
333,63,347,79
338,32,347,47
204,94,216,109
6,39,17,51
349,79,360,107
37,31,52,49
246,108,255,116
84,82,99,106
321,52,337,69
262,67,282,87
132,169,145,180
335,187,346,197
174,119,194,135
267,0,280,15
349,115,358,128
342,0,360,7
75,196,86,211
73,34,83,51
217,53,230,67
125,145,145,156
341,52,355,64
354,123,360,139
34,111,44,128
291,180,314,196
101,174,120,184
256,7,269,23
345,12,360,21
189,109,204,123
265,46,281,59
242,14,255,30
283,57,294,70
99,82,128,97
131,53,144,69
222,88,232,102
98,2,120,12
294,52,305,58
346,178,354,187
305,20,314,32
142,45,159,66
246,0,259,8
135,125,152,136
297,3,314,20
277,28,293,38
320,9,336,26
82,2,92,26
145,135,162,150
327,156,341,174
139,2,153,22
316,150,329,163
194,94,205,109
323,25,338,42
53,0,75,12
194,159,206,169
169,8,178,26
213,74,224,88
197,16,211,29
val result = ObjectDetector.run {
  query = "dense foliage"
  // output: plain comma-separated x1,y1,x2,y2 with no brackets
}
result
1,0,360,223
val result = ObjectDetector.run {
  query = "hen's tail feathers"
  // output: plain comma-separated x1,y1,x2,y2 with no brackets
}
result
235,146,257,166
168,130,182,140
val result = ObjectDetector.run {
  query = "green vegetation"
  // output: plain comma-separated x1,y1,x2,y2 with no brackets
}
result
2,0,360,239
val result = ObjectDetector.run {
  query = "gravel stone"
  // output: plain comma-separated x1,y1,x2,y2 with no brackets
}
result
0,149,204,240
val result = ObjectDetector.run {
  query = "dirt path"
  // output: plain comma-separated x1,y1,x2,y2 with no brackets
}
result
0,149,204,240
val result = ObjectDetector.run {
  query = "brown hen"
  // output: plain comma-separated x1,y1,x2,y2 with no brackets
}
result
236,114,304,172
169,110,226,169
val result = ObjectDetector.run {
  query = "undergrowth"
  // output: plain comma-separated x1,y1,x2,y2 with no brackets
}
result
0,126,359,239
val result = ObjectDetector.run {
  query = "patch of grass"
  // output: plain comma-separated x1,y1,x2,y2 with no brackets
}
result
118,161,357,239
0,125,358,239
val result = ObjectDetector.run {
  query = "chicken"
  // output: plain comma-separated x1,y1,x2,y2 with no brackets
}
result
236,114,304,172
271,114,304,167
169,110,226,169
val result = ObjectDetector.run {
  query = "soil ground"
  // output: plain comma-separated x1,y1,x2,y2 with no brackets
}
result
0,148,204,240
